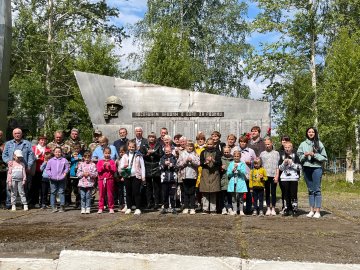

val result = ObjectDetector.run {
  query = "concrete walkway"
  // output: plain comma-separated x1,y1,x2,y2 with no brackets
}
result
1,251,360,270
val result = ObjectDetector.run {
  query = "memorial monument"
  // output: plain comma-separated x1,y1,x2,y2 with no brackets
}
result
75,71,271,142
0,1,11,132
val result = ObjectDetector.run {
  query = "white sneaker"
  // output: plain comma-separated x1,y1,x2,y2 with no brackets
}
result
81,208,86,214
97,209,103,214
259,210,264,216
182,208,189,214
11,205,16,211
239,211,245,216
23,205,28,211
85,208,91,214
228,208,236,216
221,207,228,215
189,209,196,215
120,206,128,213
134,209,141,215
109,209,115,214
313,212,321,218
306,211,315,218
125,209,132,215
271,208,277,216
265,208,271,216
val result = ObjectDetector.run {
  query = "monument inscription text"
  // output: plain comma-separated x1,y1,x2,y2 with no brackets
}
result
132,112,224,118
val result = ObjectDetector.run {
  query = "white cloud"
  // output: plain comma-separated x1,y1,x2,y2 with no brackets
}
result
244,77,268,99
107,0,147,26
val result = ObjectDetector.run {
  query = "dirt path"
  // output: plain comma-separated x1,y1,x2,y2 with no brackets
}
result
0,193,359,263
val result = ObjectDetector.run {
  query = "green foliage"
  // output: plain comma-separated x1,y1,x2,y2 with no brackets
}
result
10,0,126,143
319,29,360,157
247,0,324,80
142,25,195,89
132,0,250,97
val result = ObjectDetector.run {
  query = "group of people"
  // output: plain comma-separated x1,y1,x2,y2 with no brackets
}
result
0,125,328,218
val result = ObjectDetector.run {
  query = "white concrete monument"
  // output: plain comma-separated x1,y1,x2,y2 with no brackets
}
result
75,71,271,142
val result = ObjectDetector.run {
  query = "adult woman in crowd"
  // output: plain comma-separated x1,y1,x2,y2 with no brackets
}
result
297,127,327,219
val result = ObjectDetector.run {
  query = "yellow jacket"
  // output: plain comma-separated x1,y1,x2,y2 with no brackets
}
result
195,144,206,187
249,167,268,189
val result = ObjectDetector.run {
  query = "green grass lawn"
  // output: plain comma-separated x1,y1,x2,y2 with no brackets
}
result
277,173,360,196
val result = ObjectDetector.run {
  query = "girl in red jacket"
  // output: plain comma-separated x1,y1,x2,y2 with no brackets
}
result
96,147,117,214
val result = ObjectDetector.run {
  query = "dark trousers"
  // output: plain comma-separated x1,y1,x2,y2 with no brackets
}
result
70,177,80,206
282,181,298,212
146,176,161,207
115,181,125,206
65,176,72,204
279,180,285,210
253,188,264,212
124,177,142,209
219,190,232,210
29,171,42,206
41,180,50,206
265,177,277,207
162,182,176,209
183,178,196,209
0,172,7,207
245,180,252,213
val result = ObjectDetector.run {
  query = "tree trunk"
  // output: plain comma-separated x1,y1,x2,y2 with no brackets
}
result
346,146,354,183
309,0,318,128
44,0,54,135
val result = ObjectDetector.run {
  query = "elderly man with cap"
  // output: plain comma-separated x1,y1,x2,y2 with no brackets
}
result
89,129,102,153
2,128,35,207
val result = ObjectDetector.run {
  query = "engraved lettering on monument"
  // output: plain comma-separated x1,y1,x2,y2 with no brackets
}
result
154,121,173,137
220,120,239,138
241,120,262,134
132,112,224,118
132,121,152,137
174,121,195,138
197,121,218,138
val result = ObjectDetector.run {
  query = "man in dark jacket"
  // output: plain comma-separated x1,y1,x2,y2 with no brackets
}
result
113,128,129,155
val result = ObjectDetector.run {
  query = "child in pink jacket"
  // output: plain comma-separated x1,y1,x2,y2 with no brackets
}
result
96,147,116,214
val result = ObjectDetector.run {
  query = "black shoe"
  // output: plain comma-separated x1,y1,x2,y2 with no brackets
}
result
146,204,154,210
160,208,167,215
172,209,177,215
59,206,65,213
153,204,160,210
282,209,289,216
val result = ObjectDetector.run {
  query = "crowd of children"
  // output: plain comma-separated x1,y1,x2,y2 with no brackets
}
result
2,125,328,219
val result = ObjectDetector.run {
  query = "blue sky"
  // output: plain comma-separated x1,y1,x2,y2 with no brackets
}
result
107,0,274,99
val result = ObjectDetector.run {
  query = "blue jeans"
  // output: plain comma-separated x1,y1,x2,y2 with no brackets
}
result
303,167,323,208
50,180,65,207
79,187,92,209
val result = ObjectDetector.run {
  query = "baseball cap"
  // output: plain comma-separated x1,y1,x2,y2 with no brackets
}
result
94,129,102,135
14,150,23,157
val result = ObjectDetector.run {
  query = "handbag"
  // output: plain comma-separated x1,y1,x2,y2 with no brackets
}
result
121,153,135,178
